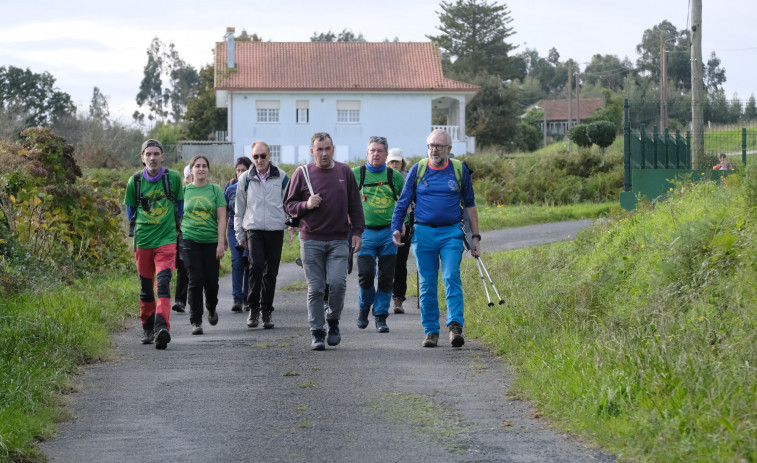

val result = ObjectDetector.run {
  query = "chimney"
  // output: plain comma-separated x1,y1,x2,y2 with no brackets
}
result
225,27,235,68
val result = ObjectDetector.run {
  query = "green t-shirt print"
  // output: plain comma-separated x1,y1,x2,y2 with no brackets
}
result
181,183,227,243
123,169,183,249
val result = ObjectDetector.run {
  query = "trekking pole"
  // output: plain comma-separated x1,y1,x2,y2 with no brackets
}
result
476,256,505,305
475,256,494,307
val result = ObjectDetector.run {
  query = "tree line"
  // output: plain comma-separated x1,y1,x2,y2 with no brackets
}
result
0,0,753,165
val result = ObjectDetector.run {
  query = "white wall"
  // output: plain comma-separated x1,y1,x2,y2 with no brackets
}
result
227,92,467,165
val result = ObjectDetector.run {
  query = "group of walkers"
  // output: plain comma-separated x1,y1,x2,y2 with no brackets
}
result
124,129,481,351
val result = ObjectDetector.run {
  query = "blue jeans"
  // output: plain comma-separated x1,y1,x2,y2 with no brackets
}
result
227,228,248,301
300,239,349,333
412,224,464,335
357,228,396,317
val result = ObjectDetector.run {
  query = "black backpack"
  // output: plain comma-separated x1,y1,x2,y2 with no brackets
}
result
128,171,180,239
357,165,397,201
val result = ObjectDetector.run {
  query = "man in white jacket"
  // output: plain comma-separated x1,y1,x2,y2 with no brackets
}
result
235,140,292,329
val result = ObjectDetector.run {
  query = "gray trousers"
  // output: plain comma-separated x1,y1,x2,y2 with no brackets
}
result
300,239,349,332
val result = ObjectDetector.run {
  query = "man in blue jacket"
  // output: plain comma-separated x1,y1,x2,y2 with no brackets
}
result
391,129,482,348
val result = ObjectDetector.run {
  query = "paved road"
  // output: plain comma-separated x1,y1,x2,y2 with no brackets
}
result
41,220,611,462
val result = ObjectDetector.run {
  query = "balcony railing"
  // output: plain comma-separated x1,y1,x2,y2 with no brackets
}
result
431,125,461,141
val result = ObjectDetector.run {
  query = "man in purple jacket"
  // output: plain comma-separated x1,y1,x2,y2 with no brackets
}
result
284,132,365,350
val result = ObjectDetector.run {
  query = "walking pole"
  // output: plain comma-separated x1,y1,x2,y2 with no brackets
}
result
477,256,505,305
475,256,494,307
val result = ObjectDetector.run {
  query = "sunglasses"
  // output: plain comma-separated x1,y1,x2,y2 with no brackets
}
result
252,154,267,160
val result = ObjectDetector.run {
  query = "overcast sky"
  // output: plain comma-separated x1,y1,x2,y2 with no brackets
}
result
1,0,754,125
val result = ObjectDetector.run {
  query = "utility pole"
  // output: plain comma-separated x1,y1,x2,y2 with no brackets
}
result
691,0,704,167
576,67,581,125
567,59,573,153
660,34,668,129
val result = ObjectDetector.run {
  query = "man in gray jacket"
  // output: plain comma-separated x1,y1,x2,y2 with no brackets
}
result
235,140,292,329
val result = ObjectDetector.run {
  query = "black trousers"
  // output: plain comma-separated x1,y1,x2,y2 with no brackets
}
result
174,247,188,304
246,230,284,311
181,239,220,325
392,228,412,300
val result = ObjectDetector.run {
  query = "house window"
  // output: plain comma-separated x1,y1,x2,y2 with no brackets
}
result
296,100,309,124
336,100,360,124
256,100,280,123
269,145,281,164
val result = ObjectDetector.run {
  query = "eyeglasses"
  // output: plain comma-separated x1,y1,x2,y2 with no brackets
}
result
368,149,387,154
252,154,267,160
428,144,449,151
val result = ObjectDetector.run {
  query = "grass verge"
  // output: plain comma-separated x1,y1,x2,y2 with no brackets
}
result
0,274,137,462
463,171,757,461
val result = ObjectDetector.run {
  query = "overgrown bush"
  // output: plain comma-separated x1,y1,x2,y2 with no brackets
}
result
0,128,130,296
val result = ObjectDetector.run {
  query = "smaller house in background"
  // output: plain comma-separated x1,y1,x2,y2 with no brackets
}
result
214,27,480,163
531,98,604,137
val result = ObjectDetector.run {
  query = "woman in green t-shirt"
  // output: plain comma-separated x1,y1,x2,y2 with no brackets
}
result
181,155,227,335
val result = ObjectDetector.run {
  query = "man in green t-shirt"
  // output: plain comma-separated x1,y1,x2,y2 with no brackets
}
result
352,136,404,333
123,139,184,350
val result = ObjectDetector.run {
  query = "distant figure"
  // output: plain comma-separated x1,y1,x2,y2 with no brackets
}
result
713,153,734,170
386,148,410,314
225,156,252,313
172,165,193,314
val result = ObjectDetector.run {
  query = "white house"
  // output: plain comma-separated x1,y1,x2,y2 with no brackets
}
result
214,27,480,164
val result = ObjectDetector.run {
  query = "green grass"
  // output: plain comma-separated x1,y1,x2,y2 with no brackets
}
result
477,202,615,230
464,169,757,461
0,275,137,462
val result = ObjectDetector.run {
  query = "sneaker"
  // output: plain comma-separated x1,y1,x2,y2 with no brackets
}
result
356,308,369,329
311,331,326,351
141,329,155,344
171,301,185,313
155,329,171,349
261,309,274,329
191,323,203,335
375,315,390,333
326,320,341,346
247,308,259,328
448,322,464,347
393,297,404,314
422,333,439,348
231,298,243,313
208,309,219,326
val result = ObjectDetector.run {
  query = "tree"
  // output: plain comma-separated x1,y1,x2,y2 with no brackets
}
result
461,72,520,148
427,0,517,78
310,29,365,42
134,37,200,123
636,21,691,92
568,124,592,148
89,86,109,122
0,65,76,127
587,121,617,156
185,65,228,140
583,54,633,92
744,95,757,121
704,52,726,93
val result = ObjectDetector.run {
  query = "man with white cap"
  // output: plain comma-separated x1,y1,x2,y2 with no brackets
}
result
124,139,184,350
386,148,411,314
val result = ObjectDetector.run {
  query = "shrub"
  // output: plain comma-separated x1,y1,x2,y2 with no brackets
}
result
568,124,592,148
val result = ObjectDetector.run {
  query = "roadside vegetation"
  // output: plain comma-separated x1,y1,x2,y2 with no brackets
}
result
463,168,756,461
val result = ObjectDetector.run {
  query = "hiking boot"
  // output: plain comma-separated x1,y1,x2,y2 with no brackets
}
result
191,323,203,335
375,315,390,333
155,329,171,350
422,333,439,348
261,308,274,329
393,297,404,314
356,308,370,329
311,330,326,351
326,320,341,346
247,308,260,328
208,309,219,326
448,322,464,347
141,329,154,344
243,303,250,312
231,298,243,313
171,301,185,313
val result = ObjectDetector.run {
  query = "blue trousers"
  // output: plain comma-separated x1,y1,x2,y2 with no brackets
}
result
227,228,248,301
357,227,397,317
412,224,464,335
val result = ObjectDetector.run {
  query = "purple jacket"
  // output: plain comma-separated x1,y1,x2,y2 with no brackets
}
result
284,161,365,241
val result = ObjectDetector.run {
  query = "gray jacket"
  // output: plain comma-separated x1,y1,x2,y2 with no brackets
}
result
234,164,289,242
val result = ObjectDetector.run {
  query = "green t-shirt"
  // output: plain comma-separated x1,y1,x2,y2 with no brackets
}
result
352,166,405,227
124,169,184,249
181,183,226,243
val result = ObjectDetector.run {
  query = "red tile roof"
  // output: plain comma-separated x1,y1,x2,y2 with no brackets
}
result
214,41,480,93
538,98,604,121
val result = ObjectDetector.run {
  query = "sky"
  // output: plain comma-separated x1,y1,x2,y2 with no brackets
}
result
1,0,755,125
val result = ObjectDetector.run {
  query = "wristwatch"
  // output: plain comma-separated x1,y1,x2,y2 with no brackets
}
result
472,234,481,241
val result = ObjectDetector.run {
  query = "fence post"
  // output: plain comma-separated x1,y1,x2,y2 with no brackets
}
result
664,128,672,168
640,124,647,169
743,128,748,166
653,126,660,169
686,131,692,169
675,130,682,168
624,98,631,191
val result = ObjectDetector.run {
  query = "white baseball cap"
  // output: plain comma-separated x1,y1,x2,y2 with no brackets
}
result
183,165,191,178
387,148,404,162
